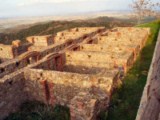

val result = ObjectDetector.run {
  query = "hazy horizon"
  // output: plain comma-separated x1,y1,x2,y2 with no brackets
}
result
0,9,132,19
0,0,159,18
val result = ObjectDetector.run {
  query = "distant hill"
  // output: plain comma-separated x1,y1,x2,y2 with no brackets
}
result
0,16,135,44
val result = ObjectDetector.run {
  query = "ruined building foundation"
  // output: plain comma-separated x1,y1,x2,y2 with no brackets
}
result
0,27,150,120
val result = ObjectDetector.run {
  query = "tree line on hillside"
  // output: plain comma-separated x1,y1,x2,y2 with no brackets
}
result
0,17,134,45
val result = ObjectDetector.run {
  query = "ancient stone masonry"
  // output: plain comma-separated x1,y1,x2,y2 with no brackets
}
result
136,30,160,120
0,70,27,119
0,27,105,79
0,27,150,120
0,40,31,61
27,35,54,47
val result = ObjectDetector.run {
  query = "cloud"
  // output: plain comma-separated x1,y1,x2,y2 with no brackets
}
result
17,0,105,6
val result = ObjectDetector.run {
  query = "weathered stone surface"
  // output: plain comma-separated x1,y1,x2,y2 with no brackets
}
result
70,92,108,120
136,31,160,120
0,27,150,120
0,70,27,120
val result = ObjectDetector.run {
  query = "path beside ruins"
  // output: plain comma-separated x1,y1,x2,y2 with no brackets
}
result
136,30,160,120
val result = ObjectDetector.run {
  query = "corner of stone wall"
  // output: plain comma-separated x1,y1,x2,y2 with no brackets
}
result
0,70,27,120
70,92,109,120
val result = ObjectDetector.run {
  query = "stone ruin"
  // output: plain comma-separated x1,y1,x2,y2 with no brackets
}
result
0,27,150,120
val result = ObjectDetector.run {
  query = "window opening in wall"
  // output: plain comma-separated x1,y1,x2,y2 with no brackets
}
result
32,38,34,43
88,40,93,44
75,28,79,32
68,41,73,45
0,48,3,51
83,35,87,39
27,58,31,64
8,80,13,85
27,59,30,64
55,56,63,71
0,68,5,73
73,47,79,51
98,30,101,33
43,80,50,102
40,73,43,77
60,46,63,50
16,62,20,67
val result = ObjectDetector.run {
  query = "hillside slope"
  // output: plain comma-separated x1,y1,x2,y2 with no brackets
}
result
0,16,134,44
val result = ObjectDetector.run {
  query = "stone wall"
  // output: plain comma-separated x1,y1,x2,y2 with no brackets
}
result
0,45,15,59
0,62,119,120
65,51,134,73
16,43,31,55
0,50,42,79
0,27,106,120
0,43,31,60
0,42,68,79
0,70,27,120
70,92,108,120
54,27,105,43
36,27,105,59
24,68,119,119
136,31,160,120
0,27,151,120
0,27,104,79
31,53,65,71
0,58,28,79
27,35,54,47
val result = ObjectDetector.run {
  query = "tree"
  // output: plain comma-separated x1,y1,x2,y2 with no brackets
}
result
130,0,160,24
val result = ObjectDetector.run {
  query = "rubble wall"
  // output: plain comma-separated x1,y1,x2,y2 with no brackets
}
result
0,70,27,120
65,51,115,63
65,51,134,73
23,68,118,119
0,59,28,79
0,45,15,59
0,27,104,79
31,53,65,71
24,69,116,103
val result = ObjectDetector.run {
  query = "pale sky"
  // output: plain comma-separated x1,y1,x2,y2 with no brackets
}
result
0,0,159,18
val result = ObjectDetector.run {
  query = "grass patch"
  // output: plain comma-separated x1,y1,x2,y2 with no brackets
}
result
106,20,160,120
4,101,70,120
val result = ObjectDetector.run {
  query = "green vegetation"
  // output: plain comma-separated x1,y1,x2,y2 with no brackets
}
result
5,101,70,120
0,16,134,44
106,20,160,120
